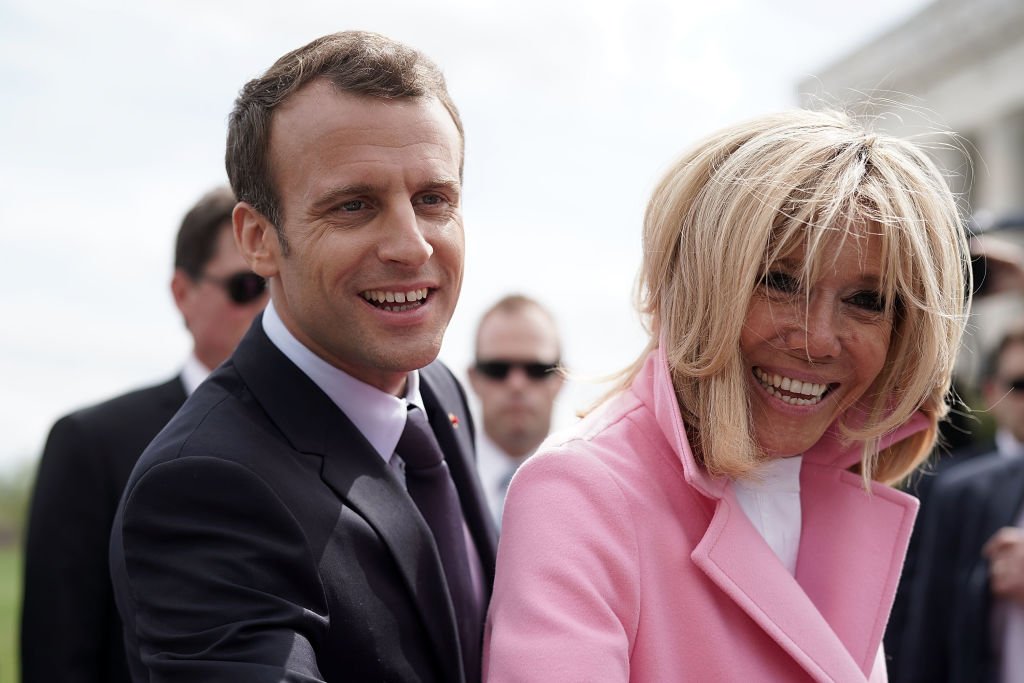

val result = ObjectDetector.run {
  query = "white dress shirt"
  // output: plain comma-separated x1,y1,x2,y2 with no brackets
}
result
261,301,423,464
180,352,212,396
259,302,485,597
476,432,527,526
730,455,804,576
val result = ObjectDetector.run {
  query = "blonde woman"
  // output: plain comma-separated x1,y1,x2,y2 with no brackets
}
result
483,110,969,682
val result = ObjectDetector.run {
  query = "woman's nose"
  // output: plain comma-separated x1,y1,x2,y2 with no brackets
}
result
785,298,842,360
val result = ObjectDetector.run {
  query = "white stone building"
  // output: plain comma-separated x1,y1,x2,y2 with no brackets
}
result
799,0,1024,387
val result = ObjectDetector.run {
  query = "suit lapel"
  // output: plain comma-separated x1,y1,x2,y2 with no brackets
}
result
318,431,464,683
231,320,464,683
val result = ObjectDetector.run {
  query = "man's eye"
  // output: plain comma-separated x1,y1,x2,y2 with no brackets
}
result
849,291,886,312
339,200,365,212
418,193,445,206
762,271,799,294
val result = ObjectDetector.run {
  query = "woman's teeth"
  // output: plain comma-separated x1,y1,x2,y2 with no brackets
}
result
754,367,829,406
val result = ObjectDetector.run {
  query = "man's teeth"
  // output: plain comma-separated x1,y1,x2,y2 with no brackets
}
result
754,368,828,406
361,288,429,310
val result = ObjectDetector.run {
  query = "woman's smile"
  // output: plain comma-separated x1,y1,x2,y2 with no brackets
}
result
741,229,893,458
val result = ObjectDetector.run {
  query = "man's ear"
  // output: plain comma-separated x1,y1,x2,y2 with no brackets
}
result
170,269,194,320
467,365,483,397
234,202,281,278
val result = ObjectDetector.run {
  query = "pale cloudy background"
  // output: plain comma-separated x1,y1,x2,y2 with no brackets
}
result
0,0,933,475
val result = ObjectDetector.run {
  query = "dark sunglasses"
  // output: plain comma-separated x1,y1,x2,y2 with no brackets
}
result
475,359,559,381
199,271,267,305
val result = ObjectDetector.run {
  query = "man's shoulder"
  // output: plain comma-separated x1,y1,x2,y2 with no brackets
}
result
62,376,184,425
132,361,300,483
932,449,1022,502
142,366,255,454
49,376,185,446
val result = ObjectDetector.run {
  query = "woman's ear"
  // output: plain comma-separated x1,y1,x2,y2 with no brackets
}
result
234,202,282,278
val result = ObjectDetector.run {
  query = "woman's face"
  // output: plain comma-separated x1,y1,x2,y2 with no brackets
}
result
740,230,893,458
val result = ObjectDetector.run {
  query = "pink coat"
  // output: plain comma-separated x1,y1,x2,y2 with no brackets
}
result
483,346,923,682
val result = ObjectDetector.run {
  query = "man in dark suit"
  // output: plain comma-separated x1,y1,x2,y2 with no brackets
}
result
899,326,1024,682
109,31,498,683
20,187,267,683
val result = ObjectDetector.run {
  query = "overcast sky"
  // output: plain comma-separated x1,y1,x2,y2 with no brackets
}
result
0,0,934,475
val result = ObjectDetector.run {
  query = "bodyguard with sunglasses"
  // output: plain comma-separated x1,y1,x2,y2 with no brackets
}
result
21,186,267,683
469,295,564,526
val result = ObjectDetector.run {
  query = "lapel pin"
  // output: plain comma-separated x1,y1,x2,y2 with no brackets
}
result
448,413,460,429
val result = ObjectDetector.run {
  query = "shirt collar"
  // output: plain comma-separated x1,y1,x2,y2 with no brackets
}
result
261,301,423,463
995,428,1024,459
180,352,212,395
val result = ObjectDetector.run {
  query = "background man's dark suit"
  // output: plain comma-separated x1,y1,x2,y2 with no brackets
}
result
885,437,993,679
21,377,186,683
110,320,498,682
900,451,1024,682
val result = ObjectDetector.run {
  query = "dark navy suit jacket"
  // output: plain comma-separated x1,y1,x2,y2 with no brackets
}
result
109,318,497,682
899,451,1024,682
22,375,186,683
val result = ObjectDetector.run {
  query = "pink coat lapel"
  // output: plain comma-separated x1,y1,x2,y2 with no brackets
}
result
646,345,919,681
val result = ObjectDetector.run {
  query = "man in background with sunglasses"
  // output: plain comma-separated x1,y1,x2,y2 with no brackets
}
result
899,324,1024,682
21,186,267,683
469,295,564,526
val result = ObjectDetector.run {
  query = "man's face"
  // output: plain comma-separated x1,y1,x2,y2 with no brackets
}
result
172,225,267,369
986,341,1024,442
241,81,464,396
469,307,563,458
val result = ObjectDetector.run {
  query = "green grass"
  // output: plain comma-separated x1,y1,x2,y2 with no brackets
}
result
0,545,20,683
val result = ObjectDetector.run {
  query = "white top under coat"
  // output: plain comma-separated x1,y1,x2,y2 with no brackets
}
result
731,455,804,576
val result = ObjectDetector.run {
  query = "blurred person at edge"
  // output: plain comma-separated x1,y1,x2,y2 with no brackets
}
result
884,229,1024,680
20,186,267,683
900,323,1024,683
483,110,970,682
469,295,564,526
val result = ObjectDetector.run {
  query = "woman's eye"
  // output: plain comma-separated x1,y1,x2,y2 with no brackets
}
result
762,271,799,294
849,290,886,312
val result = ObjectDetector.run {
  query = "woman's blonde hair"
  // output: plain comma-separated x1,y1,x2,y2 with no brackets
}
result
618,109,970,484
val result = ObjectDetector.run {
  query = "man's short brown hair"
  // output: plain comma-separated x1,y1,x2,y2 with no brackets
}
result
225,30,464,241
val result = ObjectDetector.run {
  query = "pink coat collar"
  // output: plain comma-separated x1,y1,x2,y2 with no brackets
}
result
643,343,928,493
633,345,920,681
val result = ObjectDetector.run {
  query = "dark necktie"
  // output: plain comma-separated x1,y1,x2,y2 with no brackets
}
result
397,405,482,681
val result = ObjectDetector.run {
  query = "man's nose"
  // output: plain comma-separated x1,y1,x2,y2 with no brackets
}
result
377,204,432,265
504,366,531,389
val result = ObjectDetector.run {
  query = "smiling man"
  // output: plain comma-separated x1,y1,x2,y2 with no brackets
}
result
109,32,496,683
